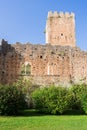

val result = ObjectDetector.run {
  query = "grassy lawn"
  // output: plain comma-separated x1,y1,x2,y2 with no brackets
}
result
0,110,87,130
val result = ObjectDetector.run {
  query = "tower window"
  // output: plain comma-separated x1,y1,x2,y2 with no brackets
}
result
61,33,63,36
40,55,43,59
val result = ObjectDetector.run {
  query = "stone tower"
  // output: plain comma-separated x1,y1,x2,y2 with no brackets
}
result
46,11,76,47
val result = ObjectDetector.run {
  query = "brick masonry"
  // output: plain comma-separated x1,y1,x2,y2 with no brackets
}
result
0,12,87,86
46,11,76,47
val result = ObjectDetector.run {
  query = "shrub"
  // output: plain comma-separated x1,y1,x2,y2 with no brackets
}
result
32,86,71,114
32,87,48,112
0,84,26,115
69,84,87,111
80,85,87,114
81,93,87,114
14,79,39,108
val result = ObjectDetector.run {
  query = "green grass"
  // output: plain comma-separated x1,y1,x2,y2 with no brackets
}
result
0,110,87,130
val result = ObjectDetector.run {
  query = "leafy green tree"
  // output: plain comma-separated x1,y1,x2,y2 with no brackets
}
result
0,84,26,115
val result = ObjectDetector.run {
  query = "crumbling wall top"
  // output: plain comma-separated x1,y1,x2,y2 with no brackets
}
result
47,11,75,18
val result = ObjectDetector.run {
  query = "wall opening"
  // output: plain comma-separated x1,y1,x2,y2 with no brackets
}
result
47,63,54,75
40,55,43,59
21,62,31,75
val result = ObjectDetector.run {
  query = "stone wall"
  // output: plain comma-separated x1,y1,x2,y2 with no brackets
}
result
46,11,76,47
0,40,87,85
0,40,22,84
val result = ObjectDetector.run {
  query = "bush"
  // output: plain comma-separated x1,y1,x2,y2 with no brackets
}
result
80,85,87,114
32,86,71,114
81,93,87,114
32,87,48,112
69,84,87,111
32,84,87,115
0,84,26,115
14,79,39,108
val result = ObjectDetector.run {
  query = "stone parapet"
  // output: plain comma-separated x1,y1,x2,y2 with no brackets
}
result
47,11,75,18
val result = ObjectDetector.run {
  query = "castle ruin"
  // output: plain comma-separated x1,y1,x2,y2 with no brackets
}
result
0,11,87,86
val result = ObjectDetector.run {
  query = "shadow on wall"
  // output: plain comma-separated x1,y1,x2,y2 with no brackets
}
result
0,39,23,84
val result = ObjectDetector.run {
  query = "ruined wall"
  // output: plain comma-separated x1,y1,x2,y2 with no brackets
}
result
0,40,87,85
46,11,76,47
0,40,22,84
12,43,72,80
71,49,87,84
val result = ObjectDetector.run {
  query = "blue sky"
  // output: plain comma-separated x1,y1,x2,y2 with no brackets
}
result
0,0,87,50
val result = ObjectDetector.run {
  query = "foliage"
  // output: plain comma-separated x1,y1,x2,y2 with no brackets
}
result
32,86,71,114
80,86,87,114
0,84,26,115
0,82,87,116
81,94,87,114
69,84,87,111
14,78,40,108
32,84,87,114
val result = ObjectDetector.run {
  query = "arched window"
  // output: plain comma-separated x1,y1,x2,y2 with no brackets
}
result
26,64,31,75
47,62,57,75
21,64,25,75
21,62,31,75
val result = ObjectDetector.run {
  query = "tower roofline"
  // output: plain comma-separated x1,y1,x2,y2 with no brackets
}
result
48,11,75,18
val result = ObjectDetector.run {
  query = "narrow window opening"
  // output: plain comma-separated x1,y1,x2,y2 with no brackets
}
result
2,71,5,74
61,33,63,36
40,55,43,59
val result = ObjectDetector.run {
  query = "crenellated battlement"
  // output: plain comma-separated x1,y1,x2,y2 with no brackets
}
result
47,11,75,18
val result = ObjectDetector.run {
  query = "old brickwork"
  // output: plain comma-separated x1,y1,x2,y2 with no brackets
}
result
46,11,76,47
0,40,21,84
0,12,87,86
0,40,87,85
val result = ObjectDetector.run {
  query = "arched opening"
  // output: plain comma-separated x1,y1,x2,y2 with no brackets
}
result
21,62,31,75
47,63,54,75
47,62,58,75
